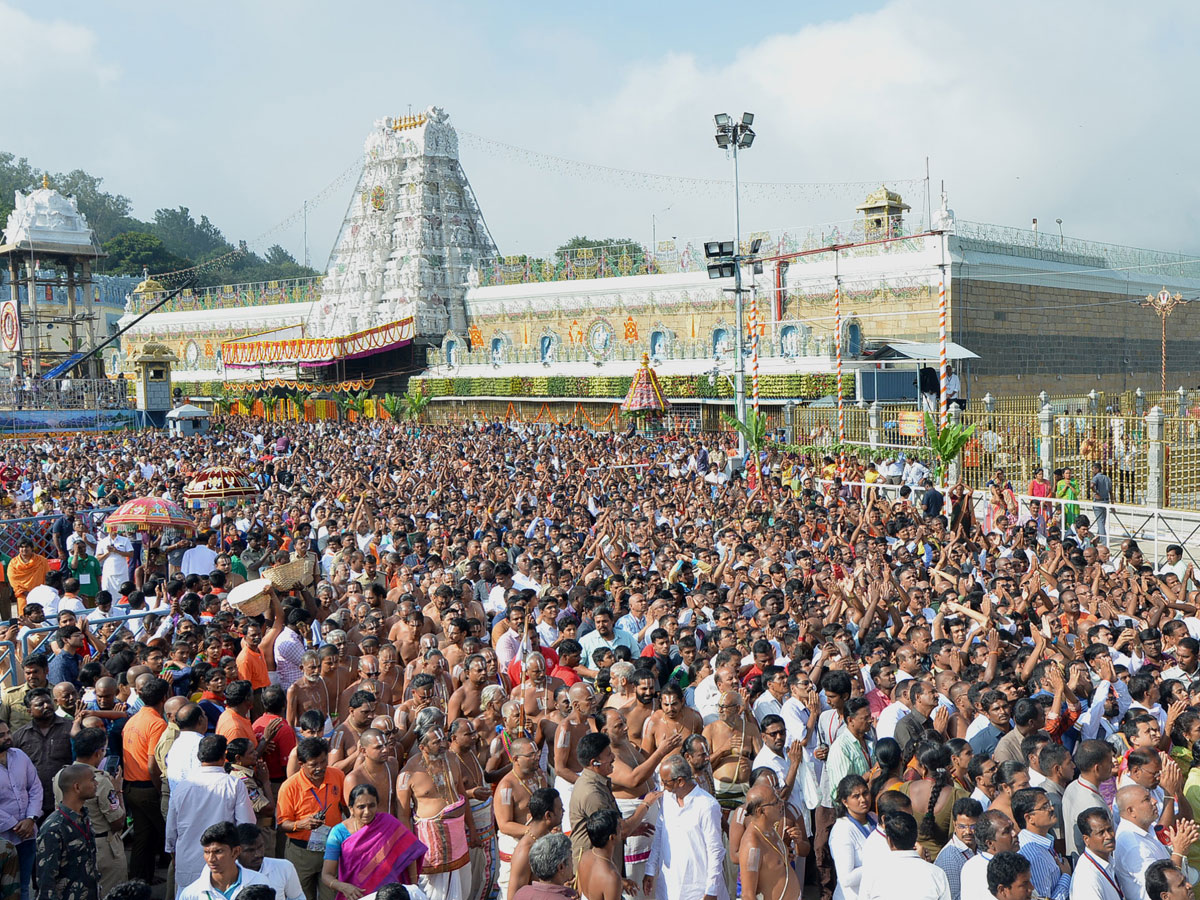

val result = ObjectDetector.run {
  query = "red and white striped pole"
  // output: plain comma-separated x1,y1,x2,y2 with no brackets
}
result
835,279,844,444
750,290,761,414
938,276,948,429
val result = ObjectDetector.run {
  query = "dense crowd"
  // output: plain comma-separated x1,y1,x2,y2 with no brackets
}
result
0,415,1193,900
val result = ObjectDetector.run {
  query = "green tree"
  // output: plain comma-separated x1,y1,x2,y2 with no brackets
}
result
152,206,229,261
99,232,192,275
264,244,297,267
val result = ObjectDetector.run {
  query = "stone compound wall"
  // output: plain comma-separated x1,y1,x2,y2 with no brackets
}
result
952,277,1200,396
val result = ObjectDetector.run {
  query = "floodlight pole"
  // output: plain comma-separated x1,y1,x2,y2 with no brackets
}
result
732,140,747,460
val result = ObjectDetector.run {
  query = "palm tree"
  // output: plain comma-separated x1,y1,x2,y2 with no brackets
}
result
924,411,976,486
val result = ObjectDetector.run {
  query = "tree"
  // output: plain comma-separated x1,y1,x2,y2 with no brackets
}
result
554,236,638,258
99,232,192,276
264,245,297,267
152,206,228,261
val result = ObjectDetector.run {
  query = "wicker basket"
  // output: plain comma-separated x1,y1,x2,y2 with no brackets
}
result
264,557,315,591
227,578,273,617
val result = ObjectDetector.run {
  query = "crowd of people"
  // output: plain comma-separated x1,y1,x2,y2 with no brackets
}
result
0,415,1194,900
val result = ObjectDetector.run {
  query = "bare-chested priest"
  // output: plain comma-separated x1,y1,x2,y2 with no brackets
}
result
494,736,549,900
552,682,599,833
397,723,477,900
703,691,762,809
344,727,397,815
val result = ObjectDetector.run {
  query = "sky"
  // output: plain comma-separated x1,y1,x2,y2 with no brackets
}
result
7,0,1200,270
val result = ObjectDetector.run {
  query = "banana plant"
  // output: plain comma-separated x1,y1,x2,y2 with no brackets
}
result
380,393,404,421
924,411,976,485
345,390,371,417
401,388,431,422
721,408,770,470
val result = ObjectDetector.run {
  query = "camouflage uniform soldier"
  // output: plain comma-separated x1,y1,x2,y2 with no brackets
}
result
35,764,99,900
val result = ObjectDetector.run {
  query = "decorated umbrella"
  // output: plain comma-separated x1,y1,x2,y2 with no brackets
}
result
622,353,670,417
183,465,259,510
103,496,197,537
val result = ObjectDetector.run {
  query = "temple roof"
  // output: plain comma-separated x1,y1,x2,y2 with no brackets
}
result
0,179,105,258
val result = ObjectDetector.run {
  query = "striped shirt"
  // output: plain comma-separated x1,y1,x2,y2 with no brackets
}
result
1018,828,1071,900
273,627,307,690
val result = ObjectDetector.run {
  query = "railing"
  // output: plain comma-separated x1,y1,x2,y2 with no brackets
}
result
124,276,322,313
0,379,128,411
0,507,116,560
20,609,160,659
955,220,1200,277
476,221,929,287
820,478,1200,566
0,642,17,688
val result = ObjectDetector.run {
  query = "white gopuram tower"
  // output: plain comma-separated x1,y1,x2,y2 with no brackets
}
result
313,106,496,341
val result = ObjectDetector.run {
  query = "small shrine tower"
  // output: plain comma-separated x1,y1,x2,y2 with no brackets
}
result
857,185,911,240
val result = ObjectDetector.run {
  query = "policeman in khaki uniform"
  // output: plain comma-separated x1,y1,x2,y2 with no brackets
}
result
54,727,126,895
0,655,51,732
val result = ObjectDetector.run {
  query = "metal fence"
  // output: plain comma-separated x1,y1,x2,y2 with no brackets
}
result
823,477,1200,568
0,379,127,410
0,508,116,560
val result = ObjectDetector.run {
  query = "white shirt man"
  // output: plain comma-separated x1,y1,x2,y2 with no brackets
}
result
959,851,996,900
860,846,951,900
166,763,256,890
1114,788,1172,900
181,541,218,578
24,583,60,617
645,780,727,900
95,533,133,595
164,730,204,792
255,855,305,900
178,863,270,900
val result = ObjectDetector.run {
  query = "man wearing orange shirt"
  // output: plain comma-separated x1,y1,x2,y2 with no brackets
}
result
6,540,47,614
122,675,170,883
277,736,346,900
216,680,259,747
237,622,271,702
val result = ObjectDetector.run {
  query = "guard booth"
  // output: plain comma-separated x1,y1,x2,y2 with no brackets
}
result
130,342,177,412
166,403,211,437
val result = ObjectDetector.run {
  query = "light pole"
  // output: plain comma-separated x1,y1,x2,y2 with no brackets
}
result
713,112,755,458
1142,287,1188,394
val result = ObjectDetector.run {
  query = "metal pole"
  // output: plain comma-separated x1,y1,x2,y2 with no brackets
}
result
732,141,746,458
303,200,309,269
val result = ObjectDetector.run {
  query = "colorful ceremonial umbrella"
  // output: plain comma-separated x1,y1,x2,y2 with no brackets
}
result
183,465,259,510
621,353,669,416
103,496,197,536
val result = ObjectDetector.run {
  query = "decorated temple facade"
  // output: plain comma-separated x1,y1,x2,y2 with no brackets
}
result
114,109,1200,402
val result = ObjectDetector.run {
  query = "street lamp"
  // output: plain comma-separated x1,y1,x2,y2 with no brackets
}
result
710,112,756,458
1142,287,1189,394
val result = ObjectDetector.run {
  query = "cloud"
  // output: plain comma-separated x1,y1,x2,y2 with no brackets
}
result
468,0,1200,256
0,3,118,88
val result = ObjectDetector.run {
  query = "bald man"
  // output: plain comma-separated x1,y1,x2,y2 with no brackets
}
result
704,692,762,809
552,682,598,833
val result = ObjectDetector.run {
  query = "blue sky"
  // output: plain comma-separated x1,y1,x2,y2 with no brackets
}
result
7,1,1200,267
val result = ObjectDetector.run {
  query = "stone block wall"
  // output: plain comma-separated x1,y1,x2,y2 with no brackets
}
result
952,278,1200,397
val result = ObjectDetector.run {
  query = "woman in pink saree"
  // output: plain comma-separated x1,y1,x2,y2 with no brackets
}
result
322,783,426,900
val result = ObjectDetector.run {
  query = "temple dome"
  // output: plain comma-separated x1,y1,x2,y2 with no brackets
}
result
1,177,99,251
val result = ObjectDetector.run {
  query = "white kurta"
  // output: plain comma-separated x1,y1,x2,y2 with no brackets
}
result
165,766,256,896
645,785,728,900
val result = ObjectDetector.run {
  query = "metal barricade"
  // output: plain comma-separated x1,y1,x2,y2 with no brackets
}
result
20,609,161,658
0,642,17,687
